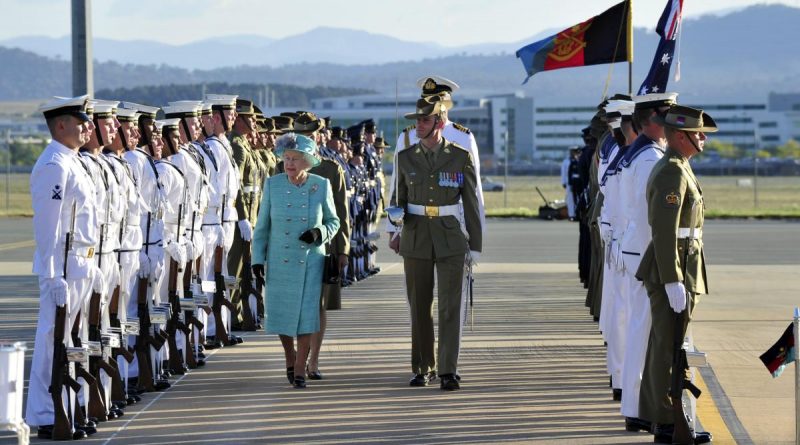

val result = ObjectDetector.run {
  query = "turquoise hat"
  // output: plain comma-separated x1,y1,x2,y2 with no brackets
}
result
275,133,320,168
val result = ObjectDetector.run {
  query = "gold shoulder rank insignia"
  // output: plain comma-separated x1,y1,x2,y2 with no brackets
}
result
404,124,416,133
452,122,471,134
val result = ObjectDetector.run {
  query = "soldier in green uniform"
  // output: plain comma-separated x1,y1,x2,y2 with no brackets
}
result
635,105,716,444
391,95,482,391
227,99,259,332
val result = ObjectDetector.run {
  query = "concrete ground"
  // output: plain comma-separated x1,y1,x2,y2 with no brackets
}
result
0,218,797,444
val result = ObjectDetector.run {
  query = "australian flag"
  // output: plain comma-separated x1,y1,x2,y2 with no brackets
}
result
638,0,683,95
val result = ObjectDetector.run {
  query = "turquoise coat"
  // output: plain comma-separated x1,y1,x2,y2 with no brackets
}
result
253,173,339,336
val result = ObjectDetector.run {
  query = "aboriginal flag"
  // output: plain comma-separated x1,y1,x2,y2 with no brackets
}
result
516,0,632,84
759,323,796,378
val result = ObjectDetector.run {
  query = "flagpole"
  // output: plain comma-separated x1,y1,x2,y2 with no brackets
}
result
794,307,799,445
628,0,634,95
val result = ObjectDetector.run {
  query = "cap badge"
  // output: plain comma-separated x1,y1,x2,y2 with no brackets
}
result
424,79,436,91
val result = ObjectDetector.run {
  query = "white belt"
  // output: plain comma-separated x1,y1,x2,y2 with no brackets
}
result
407,203,460,218
243,186,257,193
677,228,702,239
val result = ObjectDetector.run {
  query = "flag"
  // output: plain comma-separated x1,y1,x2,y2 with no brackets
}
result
515,1,632,84
637,0,683,95
759,323,796,378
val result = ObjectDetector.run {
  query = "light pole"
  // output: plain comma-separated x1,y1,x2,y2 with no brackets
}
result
503,130,509,208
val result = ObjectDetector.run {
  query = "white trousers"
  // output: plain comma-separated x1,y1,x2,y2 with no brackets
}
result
620,269,652,418
603,262,627,389
26,276,90,427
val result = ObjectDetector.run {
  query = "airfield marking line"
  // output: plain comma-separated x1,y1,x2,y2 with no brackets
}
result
695,368,738,444
0,239,34,251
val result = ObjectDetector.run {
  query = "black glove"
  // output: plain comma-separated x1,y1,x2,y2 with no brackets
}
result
298,228,321,244
252,264,265,281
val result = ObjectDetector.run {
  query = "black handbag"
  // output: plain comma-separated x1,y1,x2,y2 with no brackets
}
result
322,254,340,284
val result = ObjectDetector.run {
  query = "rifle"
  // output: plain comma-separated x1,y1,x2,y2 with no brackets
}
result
212,192,235,346
50,201,81,440
239,239,259,331
134,211,156,391
166,202,186,374
671,201,702,445
181,210,199,369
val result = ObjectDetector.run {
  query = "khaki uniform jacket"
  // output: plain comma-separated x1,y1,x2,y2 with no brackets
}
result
310,158,351,256
230,131,258,224
636,148,708,294
396,140,481,259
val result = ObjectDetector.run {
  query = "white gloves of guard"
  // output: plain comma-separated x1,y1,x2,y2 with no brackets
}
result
665,282,688,313
138,251,151,279
238,220,253,242
91,265,105,294
468,250,480,267
600,224,613,244
44,277,69,306
164,241,186,264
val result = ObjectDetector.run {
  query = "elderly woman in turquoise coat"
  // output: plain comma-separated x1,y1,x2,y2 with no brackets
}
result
252,133,339,389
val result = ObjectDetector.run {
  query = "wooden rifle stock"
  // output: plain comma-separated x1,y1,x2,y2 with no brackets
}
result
239,240,258,331
212,246,234,346
166,258,185,373
50,305,74,440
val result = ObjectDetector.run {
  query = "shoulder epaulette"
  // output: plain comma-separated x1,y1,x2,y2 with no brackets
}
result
452,122,471,134
447,141,470,153
403,124,416,133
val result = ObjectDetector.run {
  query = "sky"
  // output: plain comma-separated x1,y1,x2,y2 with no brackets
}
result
3,0,800,46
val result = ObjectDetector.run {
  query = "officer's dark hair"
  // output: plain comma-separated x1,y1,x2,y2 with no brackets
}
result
45,114,73,134
632,108,654,133
138,115,155,147
612,128,626,147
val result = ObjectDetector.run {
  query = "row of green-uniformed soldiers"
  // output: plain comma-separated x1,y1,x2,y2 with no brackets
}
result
574,92,718,444
25,93,384,440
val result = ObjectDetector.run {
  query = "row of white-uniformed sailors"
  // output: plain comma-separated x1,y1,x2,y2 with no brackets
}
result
26,93,251,439
594,92,681,429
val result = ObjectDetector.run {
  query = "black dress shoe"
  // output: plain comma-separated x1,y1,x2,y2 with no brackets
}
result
612,388,622,401
439,374,460,391
154,380,171,391
198,352,207,359
38,425,88,440
234,336,244,344
653,424,713,444
409,372,436,387
293,376,307,389
76,423,97,436
625,417,652,433
126,395,138,405
196,358,206,367
307,367,323,380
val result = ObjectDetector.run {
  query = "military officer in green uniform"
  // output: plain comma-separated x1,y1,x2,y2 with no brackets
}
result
227,99,259,332
635,105,717,444
391,95,482,391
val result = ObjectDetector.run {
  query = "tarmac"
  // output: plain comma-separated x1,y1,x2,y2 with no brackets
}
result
0,218,797,444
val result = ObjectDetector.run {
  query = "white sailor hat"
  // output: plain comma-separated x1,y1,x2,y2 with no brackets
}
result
153,120,165,133
416,75,459,96
39,94,91,122
605,99,635,116
200,102,213,114
121,102,160,119
633,92,678,110
92,100,119,119
115,106,139,122
204,94,238,110
163,101,202,118
160,118,182,131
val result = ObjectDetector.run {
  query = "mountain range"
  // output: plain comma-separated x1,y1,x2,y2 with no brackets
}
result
1,4,798,104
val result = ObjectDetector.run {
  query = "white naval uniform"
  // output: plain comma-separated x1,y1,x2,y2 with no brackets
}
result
196,139,226,343
617,135,664,419
596,138,617,339
598,142,626,390
27,140,98,427
206,134,240,337
125,148,163,378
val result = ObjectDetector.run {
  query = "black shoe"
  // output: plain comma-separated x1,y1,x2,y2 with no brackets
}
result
409,371,436,387
126,395,138,405
439,374,460,391
306,367,323,380
154,380,171,391
196,358,206,367
625,417,652,433
76,423,97,436
653,424,713,444
612,388,622,401
205,341,222,350
198,352,207,359
293,376,307,389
